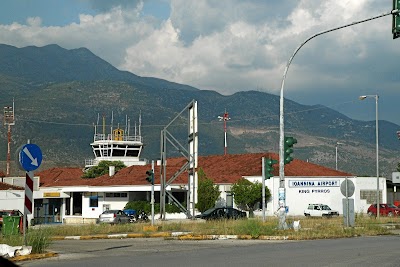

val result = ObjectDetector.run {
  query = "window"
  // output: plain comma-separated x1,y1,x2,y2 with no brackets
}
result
89,196,98,207
105,192,128,198
89,193,99,207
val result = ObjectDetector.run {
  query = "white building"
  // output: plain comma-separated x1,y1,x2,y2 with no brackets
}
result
1,153,393,224
246,175,386,216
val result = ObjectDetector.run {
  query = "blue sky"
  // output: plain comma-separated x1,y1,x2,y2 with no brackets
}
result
0,0,399,126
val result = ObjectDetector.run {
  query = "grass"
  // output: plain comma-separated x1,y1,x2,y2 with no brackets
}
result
32,215,395,238
0,215,396,254
0,228,52,254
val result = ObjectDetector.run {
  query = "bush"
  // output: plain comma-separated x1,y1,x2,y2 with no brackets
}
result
125,201,152,213
165,203,184,213
82,160,126,178
196,168,220,213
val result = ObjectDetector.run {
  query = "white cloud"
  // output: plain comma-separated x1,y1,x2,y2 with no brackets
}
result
26,17,42,27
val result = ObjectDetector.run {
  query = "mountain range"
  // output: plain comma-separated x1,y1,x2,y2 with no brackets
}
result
0,44,399,177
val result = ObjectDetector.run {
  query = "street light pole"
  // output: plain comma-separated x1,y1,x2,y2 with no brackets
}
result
277,11,393,230
335,142,343,170
359,95,379,219
335,145,338,170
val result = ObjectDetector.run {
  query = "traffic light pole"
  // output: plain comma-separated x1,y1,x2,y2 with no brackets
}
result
151,160,155,226
278,9,397,230
262,157,266,222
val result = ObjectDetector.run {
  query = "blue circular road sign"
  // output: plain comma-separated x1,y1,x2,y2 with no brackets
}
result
19,144,42,171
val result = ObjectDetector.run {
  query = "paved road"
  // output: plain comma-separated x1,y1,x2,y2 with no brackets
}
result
18,236,400,267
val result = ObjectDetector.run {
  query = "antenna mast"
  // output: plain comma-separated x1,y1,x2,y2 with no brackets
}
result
218,109,230,156
139,110,142,136
102,114,106,136
111,111,114,135
3,99,15,176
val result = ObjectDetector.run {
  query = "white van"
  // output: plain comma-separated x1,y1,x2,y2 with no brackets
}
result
304,204,339,217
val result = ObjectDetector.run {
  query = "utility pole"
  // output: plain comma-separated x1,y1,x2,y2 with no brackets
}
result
218,110,230,155
3,100,15,176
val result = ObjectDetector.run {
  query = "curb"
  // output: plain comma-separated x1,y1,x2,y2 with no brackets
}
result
51,232,289,241
51,231,173,240
10,252,58,262
171,234,288,240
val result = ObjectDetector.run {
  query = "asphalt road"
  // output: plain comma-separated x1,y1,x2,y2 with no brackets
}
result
18,236,400,267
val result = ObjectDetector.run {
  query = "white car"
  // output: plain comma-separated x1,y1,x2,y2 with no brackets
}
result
304,204,339,217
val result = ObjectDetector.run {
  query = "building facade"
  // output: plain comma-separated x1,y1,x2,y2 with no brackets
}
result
247,175,386,216
0,153,393,224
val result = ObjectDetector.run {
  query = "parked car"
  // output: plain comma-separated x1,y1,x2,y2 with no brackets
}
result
367,204,400,217
195,207,247,220
98,210,131,224
304,204,339,217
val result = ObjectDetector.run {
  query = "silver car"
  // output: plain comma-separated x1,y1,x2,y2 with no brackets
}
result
98,210,131,224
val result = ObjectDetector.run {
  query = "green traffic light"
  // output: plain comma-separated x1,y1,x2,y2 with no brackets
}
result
284,136,297,165
146,170,154,185
393,0,400,39
264,158,278,179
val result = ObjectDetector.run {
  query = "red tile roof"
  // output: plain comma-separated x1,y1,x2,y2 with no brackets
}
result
0,182,24,190
37,153,353,187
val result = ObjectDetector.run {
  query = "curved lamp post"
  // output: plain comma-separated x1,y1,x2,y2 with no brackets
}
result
359,95,379,219
276,11,393,229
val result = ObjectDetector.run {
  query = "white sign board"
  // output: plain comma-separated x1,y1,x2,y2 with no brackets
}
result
392,172,400,183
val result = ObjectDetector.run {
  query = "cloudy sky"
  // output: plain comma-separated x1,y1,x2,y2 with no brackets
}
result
1,0,399,125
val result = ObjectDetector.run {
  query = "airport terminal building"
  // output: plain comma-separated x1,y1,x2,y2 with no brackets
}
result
0,152,392,224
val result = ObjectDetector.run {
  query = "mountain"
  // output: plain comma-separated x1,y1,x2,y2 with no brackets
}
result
0,44,399,177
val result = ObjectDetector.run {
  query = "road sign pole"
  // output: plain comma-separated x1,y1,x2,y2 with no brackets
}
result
24,170,34,246
18,143,42,246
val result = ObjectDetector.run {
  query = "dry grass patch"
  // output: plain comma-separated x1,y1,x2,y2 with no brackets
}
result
25,214,399,241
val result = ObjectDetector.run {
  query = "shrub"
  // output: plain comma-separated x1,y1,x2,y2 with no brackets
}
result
125,201,152,213
82,160,126,178
27,228,52,254
196,168,220,213
165,203,184,213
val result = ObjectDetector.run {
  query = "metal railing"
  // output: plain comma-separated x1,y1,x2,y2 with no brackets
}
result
93,134,143,142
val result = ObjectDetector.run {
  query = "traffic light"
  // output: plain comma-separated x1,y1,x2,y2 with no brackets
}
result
393,0,400,39
145,170,154,185
284,136,297,164
264,158,278,179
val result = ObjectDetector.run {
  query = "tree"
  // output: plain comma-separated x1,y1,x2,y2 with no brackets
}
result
82,160,126,178
196,168,220,213
231,178,271,217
